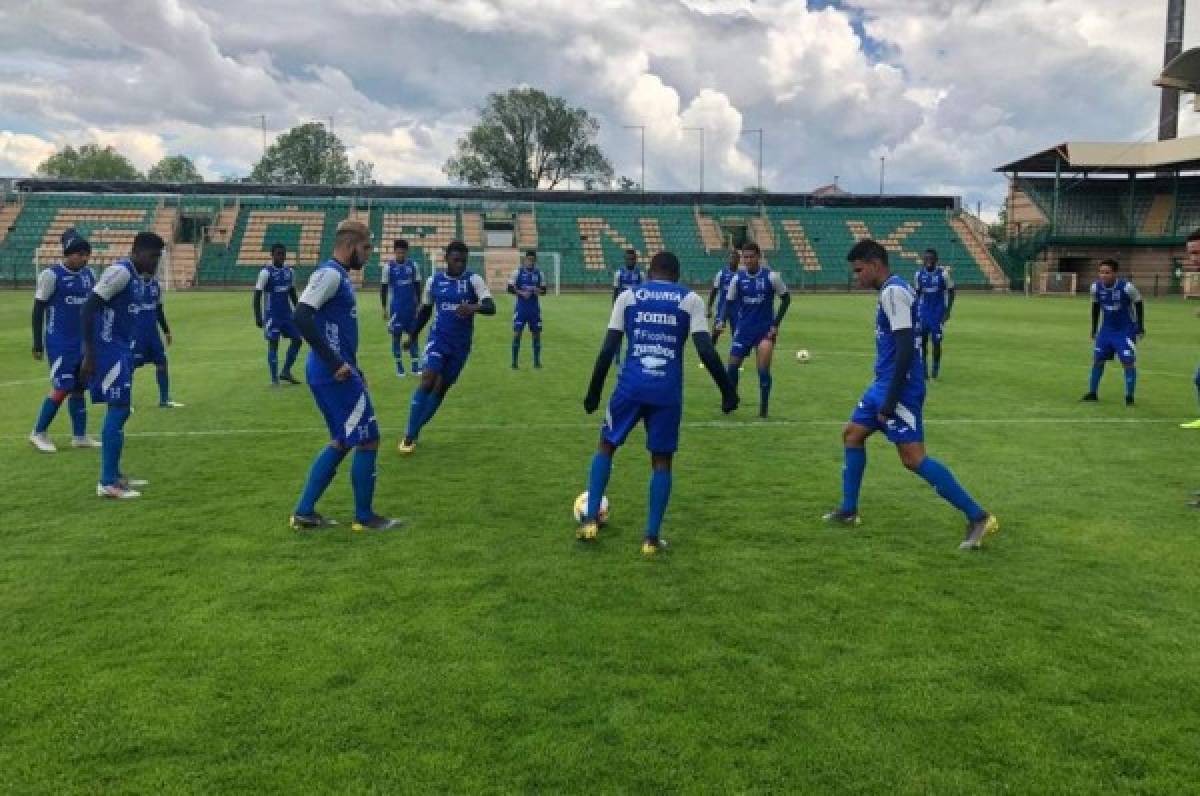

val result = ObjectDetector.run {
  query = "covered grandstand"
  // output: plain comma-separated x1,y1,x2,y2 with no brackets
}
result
0,180,1006,292
999,137,1200,293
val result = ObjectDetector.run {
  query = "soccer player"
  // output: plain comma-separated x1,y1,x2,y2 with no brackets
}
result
290,220,397,531
29,229,99,452
508,249,546,369
254,242,302,386
1181,230,1200,429
610,249,643,366
80,232,164,499
824,239,998,550
133,269,184,408
577,251,738,555
707,247,741,346
380,239,422,377
913,248,955,379
1081,259,1143,407
398,241,495,453
722,242,790,418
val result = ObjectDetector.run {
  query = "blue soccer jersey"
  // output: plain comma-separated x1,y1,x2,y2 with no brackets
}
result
424,270,493,352
712,264,739,322
256,264,296,322
88,259,144,404
299,260,359,385
614,266,644,293
134,277,163,344
609,281,710,407
1091,278,1142,336
725,267,787,330
509,267,544,315
914,266,953,324
36,263,95,353
873,275,924,386
383,258,421,323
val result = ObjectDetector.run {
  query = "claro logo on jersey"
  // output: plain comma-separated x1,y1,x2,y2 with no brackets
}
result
634,310,678,326
63,295,87,305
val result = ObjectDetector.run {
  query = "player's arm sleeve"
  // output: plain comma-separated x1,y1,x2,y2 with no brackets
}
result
1127,284,1145,333
156,303,170,335
770,273,790,325
470,274,496,315
380,275,389,309
1090,285,1100,336
506,269,519,295
32,269,57,351
294,270,346,370
946,271,956,313
722,279,739,322
588,294,631,405
412,277,435,335
879,285,915,415
537,271,547,295
92,265,131,302
32,300,47,352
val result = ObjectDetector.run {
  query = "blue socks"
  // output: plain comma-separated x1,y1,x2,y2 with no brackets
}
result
646,469,672,540
512,337,520,367
33,394,63,434
915,457,985,522
156,366,169,405
351,448,378,522
392,335,405,374
295,445,348,516
839,447,867,514
409,338,420,372
68,393,87,437
726,363,740,390
421,392,444,429
100,404,131,486
758,368,772,416
405,389,444,440
267,342,279,383
533,338,542,367
283,340,301,375
1089,363,1104,395
1124,368,1136,400
586,452,613,519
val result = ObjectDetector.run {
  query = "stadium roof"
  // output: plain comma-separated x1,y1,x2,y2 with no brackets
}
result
996,136,1200,174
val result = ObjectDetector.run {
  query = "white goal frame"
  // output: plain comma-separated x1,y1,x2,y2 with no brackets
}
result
1039,271,1078,296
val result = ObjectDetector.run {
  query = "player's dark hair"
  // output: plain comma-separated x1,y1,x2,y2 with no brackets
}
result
847,238,888,265
132,231,165,253
925,248,938,258
1099,258,1119,271
1188,229,1200,243
741,241,761,254
394,239,408,249
649,251,680,281
525,249,537,258
624,248,637,257
270,242,286,254
446,240,469,257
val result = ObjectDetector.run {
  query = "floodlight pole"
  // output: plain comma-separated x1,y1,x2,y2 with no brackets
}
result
879,156,886,196
684,127,704,192
623,125,645,194
1160,0,1187,141
742,128,763,192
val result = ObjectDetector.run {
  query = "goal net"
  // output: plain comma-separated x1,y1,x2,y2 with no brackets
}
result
1039,272,1077,296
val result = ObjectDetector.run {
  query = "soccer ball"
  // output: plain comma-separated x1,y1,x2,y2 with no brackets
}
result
573,492,609,525
796,349,811,363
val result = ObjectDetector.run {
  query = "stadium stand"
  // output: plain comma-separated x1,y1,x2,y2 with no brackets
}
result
0,184,1006,290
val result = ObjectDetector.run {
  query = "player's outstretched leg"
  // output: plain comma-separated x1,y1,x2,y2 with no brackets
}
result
578,442,615,541
641,454,673,555
900,444,997,550
156,362,183,408
824,424,867,526
1123,363,1137,407
399,372,445,453
267,338,280,385
532,331,542,369
391,332,406,376
1082,360,1103,401
97,404,137,498
350,441,400,531
30,389,66,452
291,443,347,528
68,391,97,447
932,338,943,379
281,338,302,383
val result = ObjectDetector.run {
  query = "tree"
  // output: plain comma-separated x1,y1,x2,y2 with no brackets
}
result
444,87,613,190
148,155,203,183
250,122,353,185
353,159,377,186
742,185,768,195
617,176,641,192
35,144,142,180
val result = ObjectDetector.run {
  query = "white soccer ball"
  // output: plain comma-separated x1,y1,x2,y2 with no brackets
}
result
796,349,811,363
573,492,610,525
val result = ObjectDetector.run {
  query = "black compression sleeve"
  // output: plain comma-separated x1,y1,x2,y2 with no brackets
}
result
1091,302,1100,337
1135,300,1145,334
773,293,791,326
478,297,496,316
32,299,47,352
294,303,344,371
881,328,915,415
380,281,388,309
586,329,622,403
412,304,433,336
693,331,735,398
253,290,263,326
156,305,170,335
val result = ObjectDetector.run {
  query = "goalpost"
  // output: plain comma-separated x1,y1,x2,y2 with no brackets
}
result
1039,271,1078,296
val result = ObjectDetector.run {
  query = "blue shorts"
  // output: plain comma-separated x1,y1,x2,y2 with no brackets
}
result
422,340,470,386
513,311,543,333
730,324,770,360
89,349,134,405
46,344,82,392
309,377,380,447
849,381,925,444
265,317,301,342
1094,331,1137,365
388,311,418,336
133,334,166,368
919,308,945,341
602,393,683,454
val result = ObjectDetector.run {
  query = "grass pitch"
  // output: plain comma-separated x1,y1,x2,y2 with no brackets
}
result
1,289,1198,793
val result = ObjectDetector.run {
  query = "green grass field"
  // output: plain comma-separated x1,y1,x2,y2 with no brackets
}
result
2,288,1199,793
